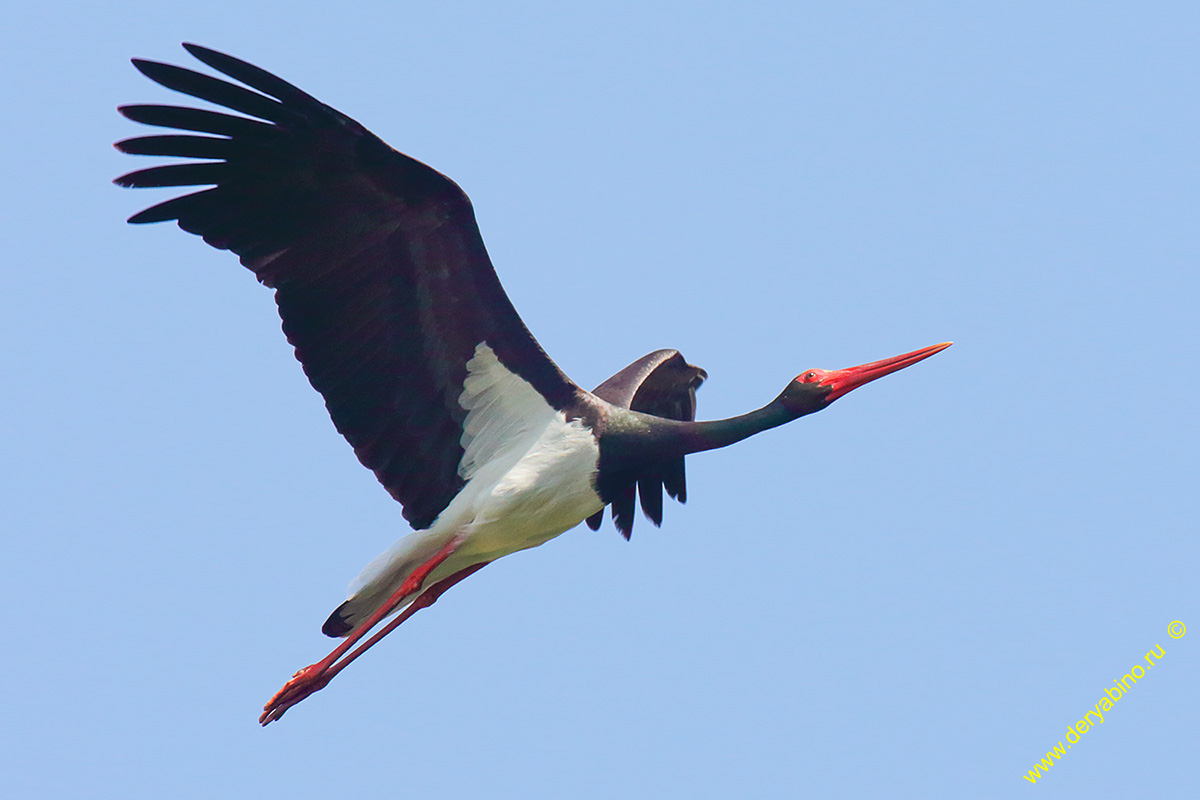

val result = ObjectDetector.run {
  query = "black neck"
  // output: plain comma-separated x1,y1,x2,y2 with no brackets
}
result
601,398,799,464
668,401,797,456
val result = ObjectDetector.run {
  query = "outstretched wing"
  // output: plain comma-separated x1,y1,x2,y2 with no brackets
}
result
115,44,580,530
588,350,707,538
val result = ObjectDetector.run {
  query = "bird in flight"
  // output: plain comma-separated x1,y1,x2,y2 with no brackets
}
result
115,44,951,725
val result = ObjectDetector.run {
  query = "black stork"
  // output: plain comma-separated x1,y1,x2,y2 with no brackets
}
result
115,44,951,725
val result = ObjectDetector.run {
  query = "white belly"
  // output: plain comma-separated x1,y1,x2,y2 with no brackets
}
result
337,342,604,627
341,415,603,624
459,413,605,560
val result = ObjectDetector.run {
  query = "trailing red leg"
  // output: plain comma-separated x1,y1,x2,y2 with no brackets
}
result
259,535,478,725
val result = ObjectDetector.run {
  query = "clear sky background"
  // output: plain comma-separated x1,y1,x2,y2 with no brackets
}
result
2,2,1196,797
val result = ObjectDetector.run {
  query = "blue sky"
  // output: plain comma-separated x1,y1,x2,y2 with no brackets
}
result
2,2,1196,797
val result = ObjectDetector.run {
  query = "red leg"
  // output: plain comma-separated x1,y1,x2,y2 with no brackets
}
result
340,561,488,664
260,535,479,725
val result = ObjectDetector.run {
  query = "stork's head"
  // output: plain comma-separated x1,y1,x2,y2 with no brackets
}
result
776,342,953,417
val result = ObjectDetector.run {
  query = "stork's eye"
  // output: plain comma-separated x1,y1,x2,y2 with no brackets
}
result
803,370,819,382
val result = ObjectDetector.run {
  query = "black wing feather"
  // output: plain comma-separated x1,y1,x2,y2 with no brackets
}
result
611,483,638,541
115,162,232,188
115,134,233,160
116,44,580,529
130,58,300,124
590,349,707,538
117,104,276,138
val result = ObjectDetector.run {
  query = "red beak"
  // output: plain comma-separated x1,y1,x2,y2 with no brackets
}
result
821,342,952,402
